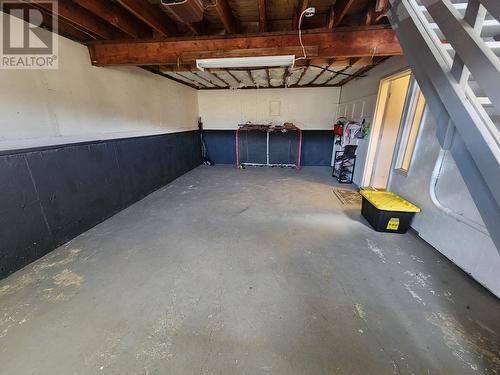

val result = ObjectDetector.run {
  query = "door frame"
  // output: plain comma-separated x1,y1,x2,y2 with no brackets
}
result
361,69,412,188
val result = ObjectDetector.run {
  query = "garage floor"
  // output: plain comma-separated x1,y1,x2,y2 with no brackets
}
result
1,166,499,375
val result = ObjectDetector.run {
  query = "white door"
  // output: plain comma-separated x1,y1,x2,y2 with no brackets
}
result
370,74,411,189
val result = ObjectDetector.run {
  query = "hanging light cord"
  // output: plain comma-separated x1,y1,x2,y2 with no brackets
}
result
295,9,309,63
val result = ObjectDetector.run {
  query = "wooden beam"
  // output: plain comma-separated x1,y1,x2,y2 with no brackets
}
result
364,5,375,26
5,2,92,42
159,64,197,72
310,58,336,85
87,27,402,66
213,0,237,34
204,71,228,87
141,66,200,89
248,70,257,86
193,72,225,88
327,5,335,29
183,22,204,36
292,0,309,29
364,5,381,25
72,0,150,38
376,0,390,13
257,0,267,32
159,3,205,35
177,72,209,88
225,70,242,86
365,0,390,25
283,67,292,86
325,66,350,84
30,0,123,39
332,0,355,27
212,72,232,87
116,0,176,37
296,66,309,86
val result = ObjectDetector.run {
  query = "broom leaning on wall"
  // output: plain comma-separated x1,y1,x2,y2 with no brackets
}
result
198,117,214,166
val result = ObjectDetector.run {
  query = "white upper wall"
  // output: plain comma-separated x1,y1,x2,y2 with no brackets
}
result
0,14,198,151
338,56,409,185
198,87,341,130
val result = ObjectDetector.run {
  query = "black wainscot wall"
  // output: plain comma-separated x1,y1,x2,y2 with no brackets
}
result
0,131,201,279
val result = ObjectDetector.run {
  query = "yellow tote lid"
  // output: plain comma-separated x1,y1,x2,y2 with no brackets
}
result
360,191,421,213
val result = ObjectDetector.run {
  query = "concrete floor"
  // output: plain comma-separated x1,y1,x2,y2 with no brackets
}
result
0,166,499,375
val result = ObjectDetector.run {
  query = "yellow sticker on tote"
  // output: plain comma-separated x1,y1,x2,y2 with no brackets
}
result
387,218,400,230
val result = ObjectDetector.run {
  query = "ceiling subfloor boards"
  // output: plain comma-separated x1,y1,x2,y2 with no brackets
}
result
15,0,395,89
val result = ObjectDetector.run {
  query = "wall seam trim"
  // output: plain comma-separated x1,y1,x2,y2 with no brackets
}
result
24,155,53,244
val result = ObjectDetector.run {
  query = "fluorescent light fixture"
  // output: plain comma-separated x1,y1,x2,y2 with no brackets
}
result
196,55,295,71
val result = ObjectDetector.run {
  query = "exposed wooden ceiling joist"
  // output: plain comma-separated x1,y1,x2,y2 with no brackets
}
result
257,0,267,32
335,56,389,86
326,5,335,29
292,0,309,30
213,0,238,34
324,66,350,85
5,2,92,42
225,70,242,85
296,66,309,86
87,27,402,66
116,0,177,37
159,1,205,36
71,0,150,39
212,72,231,86
28,0,124,39
10,0,397,90
141,66,200,89
376,0,390,13
332,0,355,28
248,70,257,86
195,72,226,88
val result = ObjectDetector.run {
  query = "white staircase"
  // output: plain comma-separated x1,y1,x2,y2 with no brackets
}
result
387,0,500,252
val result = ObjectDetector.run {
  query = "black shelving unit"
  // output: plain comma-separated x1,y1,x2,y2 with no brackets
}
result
332,145,357,184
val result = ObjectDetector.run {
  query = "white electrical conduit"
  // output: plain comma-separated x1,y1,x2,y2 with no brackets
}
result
430,149,489,235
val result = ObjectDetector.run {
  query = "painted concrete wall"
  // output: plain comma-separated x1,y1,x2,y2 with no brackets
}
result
198,87,341,130
338,56,409,186
0,14,199,152
339,56,499,297
390,110,500,297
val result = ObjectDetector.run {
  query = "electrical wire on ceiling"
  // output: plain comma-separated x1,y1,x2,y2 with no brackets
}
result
308,64,368,78
293,7,367,80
